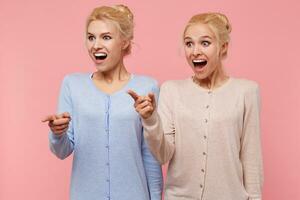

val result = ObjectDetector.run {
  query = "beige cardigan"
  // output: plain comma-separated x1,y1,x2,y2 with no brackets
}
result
142,77,263,200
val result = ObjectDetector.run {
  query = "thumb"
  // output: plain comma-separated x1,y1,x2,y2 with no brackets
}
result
57,112,71,119
62,112,71,119
148,93,156,105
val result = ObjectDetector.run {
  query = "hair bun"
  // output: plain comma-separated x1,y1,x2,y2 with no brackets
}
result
215,13,232,33
113,4,134,22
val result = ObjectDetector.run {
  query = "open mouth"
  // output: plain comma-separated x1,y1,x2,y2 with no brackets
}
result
192,59,207,68
94,52,107,60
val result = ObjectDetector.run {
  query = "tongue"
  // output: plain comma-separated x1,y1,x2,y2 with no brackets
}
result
96,56,106,60
194,62,206,68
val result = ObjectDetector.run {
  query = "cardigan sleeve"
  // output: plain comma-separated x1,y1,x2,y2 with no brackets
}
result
141,82,163,200
142,82,176,165
49,75,75,160
141,133,163,200
240,83,264,200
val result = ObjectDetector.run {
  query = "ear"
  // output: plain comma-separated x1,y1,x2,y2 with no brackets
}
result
122,39,130,50
220,42,228,58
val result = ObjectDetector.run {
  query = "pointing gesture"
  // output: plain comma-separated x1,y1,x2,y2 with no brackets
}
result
127,90,156,119
42,112,71,135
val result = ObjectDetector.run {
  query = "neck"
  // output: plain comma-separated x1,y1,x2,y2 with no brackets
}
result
194,65,228,90
93,60,130,83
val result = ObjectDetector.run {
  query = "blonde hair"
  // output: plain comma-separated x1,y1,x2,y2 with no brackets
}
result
184,12,232,57
86,5,134,55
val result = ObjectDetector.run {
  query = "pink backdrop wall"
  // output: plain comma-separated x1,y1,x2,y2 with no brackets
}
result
1,0,299,199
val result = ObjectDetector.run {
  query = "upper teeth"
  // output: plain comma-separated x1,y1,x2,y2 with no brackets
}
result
94,52,107,56
193,59,206,63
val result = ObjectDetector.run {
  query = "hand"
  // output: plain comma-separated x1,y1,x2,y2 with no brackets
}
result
41,112,71,135
127,90,156,119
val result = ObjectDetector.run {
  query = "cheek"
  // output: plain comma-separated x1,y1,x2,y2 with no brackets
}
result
111,42,122,52
184,47,192,58
206,47,219,60
109,44,123,60
85,42,93,51
113,48,123,58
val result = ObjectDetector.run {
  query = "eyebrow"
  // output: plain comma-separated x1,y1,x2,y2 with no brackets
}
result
87,32,112,36
184,35,212,40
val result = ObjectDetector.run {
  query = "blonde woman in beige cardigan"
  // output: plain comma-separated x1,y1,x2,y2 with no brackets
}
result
128,12,263,200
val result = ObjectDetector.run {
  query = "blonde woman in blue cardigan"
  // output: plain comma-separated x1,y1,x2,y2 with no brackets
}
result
42,5,162,200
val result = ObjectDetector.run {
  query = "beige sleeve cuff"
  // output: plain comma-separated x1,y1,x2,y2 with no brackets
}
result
142,110,159,127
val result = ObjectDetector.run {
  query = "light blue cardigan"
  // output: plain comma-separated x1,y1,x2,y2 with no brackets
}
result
49,73,162,200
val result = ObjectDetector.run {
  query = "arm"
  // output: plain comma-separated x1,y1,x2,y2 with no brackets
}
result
141,130,163,200
141,83,163,200
49,76,75,159
240,84,264,200
142,82,176,165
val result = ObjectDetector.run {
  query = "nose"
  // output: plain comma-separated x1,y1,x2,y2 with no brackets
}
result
192,44,202,56
93,38,103,50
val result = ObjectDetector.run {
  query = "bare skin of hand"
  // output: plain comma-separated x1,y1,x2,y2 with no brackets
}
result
127,90,156,119
41,112,71,135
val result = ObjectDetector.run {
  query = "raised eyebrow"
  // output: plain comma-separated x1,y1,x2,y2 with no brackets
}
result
100,32,112,36
200,35,212,40
87,32,112,36
184,36,193,40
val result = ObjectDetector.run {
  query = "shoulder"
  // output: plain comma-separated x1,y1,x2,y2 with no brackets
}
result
131,74,159,93
129,74,159,96
160,78,191,92
132,74,159,87
230,78,260,105
231,77,259,93
63,72,90,82
61,73,91,87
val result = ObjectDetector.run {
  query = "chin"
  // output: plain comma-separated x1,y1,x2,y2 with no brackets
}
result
96,64,116,73
95,65,107,72
194,73,208,80
95,68,109,73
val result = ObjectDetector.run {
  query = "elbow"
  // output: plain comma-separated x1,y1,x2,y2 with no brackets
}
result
157,157,169,165
156,149,174,165
55,153,69,160
159,143,175,165
50,146,72,160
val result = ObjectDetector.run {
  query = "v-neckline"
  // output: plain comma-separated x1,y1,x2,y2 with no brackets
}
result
89,72,135,96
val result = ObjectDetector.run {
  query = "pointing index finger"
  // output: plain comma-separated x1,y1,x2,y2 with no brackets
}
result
41,115,56,123
127,90,139,101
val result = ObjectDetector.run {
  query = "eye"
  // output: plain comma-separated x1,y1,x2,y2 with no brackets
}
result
185,41,193,48
201,41,211,47
103,35,112,40
87,35,95,41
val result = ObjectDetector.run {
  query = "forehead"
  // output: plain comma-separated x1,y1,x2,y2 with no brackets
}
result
184,23,216,40
87,19,119,35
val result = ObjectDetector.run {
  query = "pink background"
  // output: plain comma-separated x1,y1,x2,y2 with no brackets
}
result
1,0,299,199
